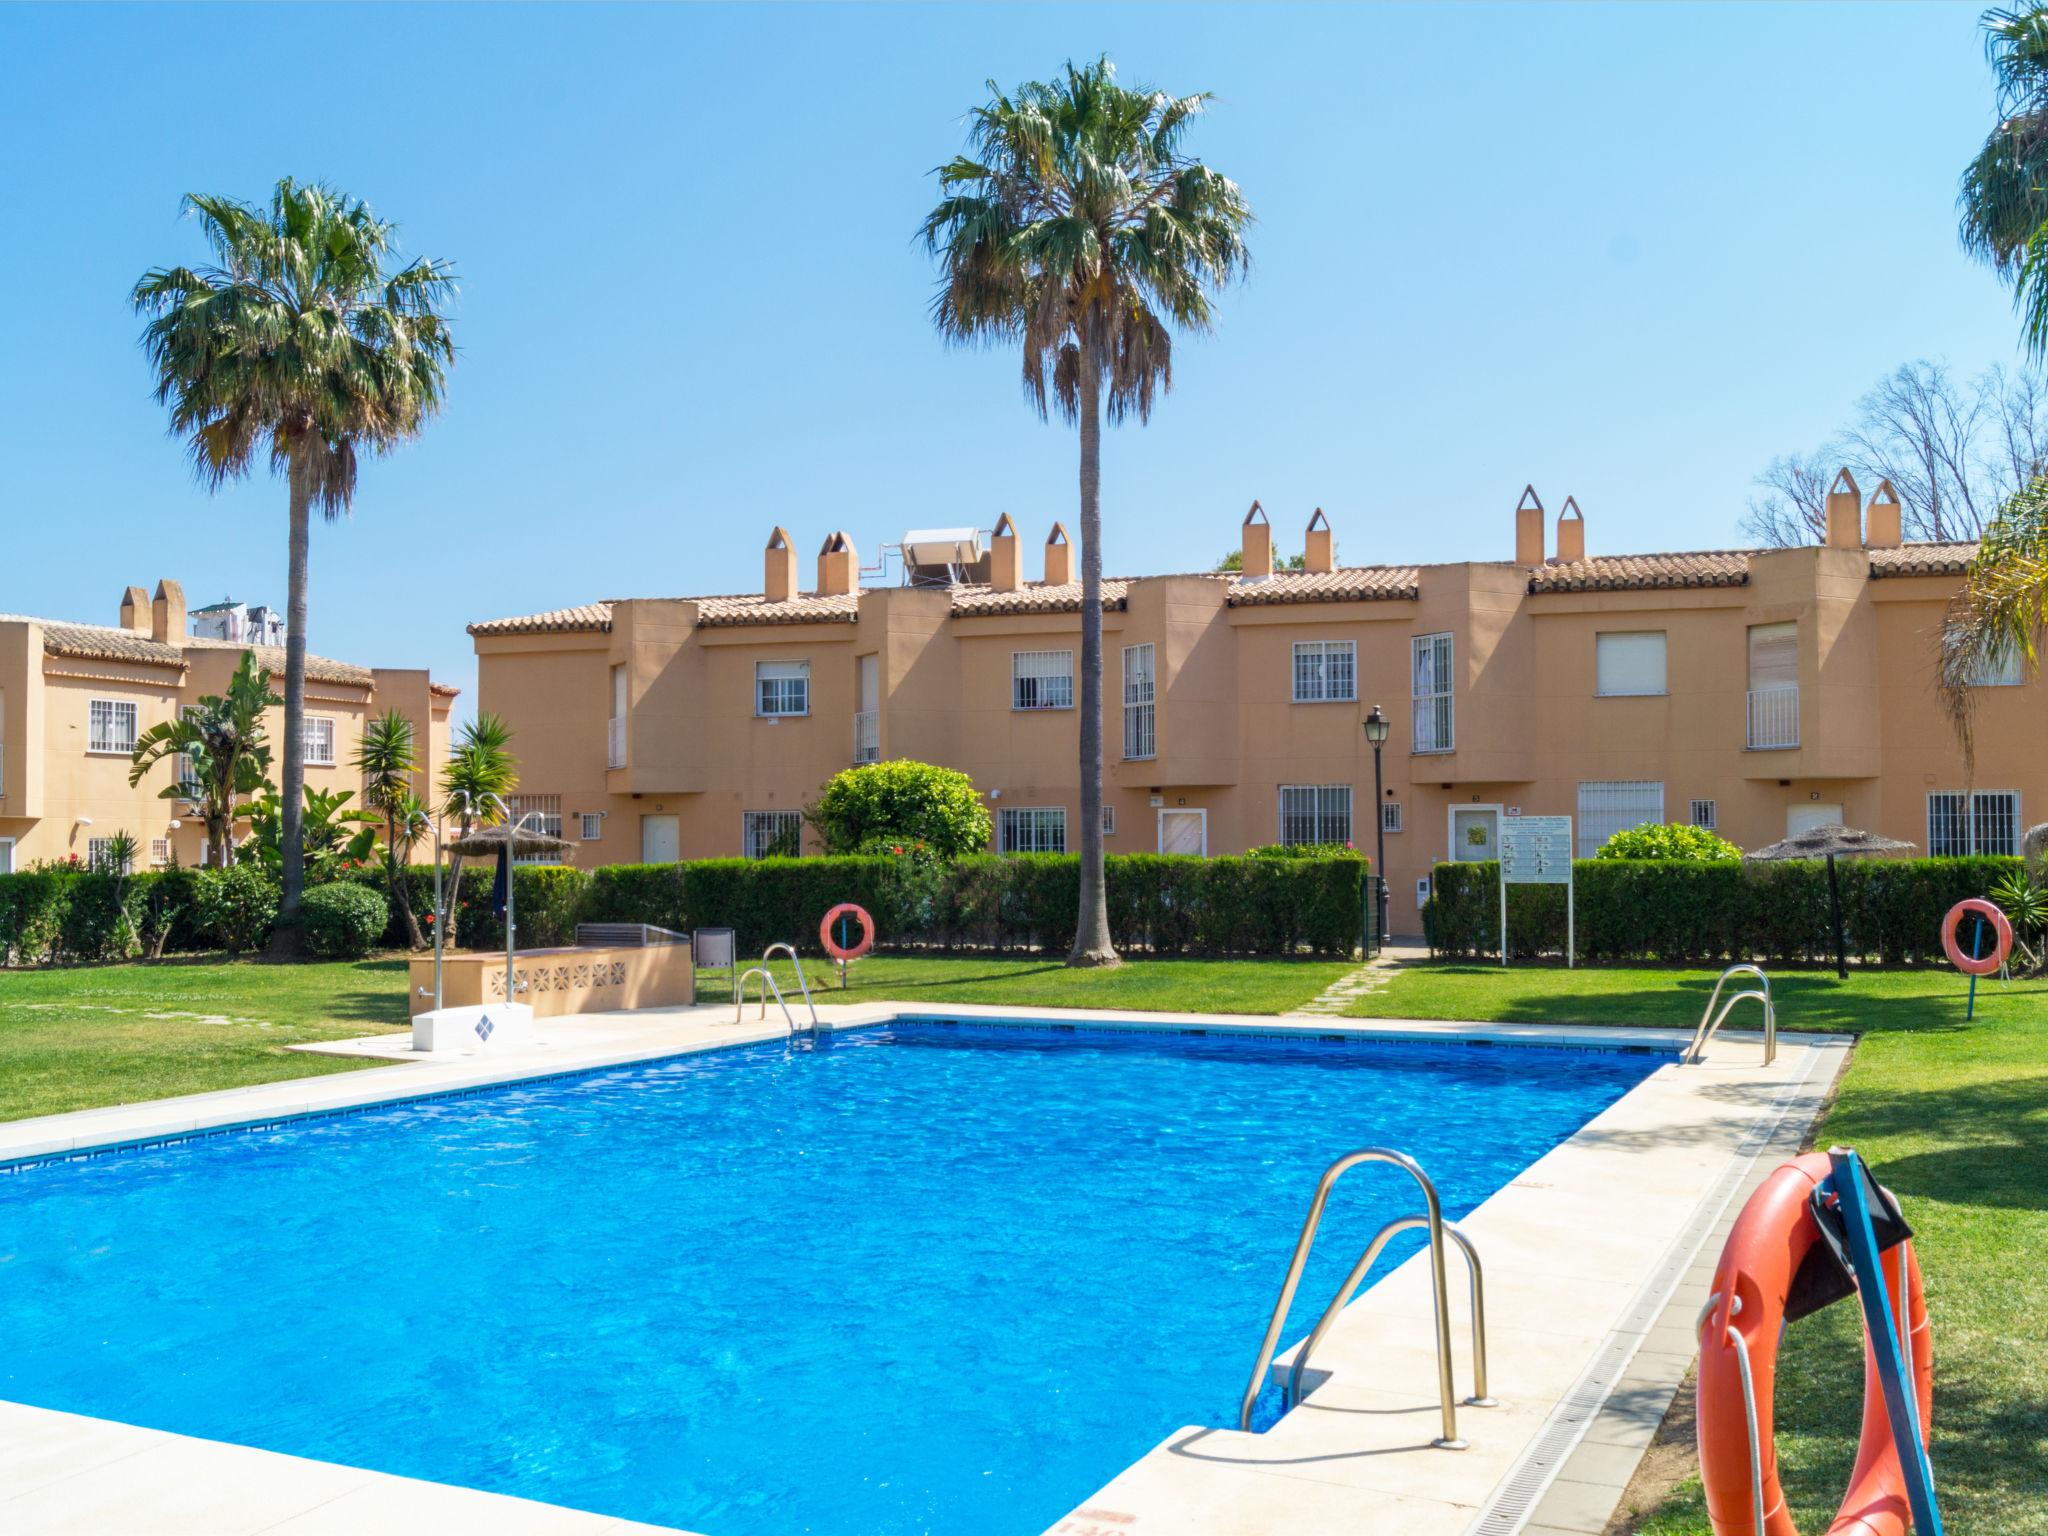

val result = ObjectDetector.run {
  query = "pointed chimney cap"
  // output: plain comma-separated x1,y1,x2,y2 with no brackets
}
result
992,512,1017,537
767,526,791,549
1242,500,1268,527
1306,507,1330,531
1558,495,1583,521
1829,468,1860,497
1516,484,1544,514
1047,521,1070,544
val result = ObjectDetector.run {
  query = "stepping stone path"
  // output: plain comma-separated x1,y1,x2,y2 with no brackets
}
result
1285,942,1430,1017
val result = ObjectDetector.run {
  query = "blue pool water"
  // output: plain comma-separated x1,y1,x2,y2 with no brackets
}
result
0,1023,1657,1535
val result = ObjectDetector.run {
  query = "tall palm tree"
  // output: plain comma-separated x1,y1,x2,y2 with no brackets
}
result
128,652,279,867
355,709,424,949
439,713,518,943
132,178,455,948
921,57,1251,966
1961,7,2048,356
1940,475,2048,760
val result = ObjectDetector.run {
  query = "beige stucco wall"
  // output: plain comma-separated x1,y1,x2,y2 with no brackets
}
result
473,544,2047,934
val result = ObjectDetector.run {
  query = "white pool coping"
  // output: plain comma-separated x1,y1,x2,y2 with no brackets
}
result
0,1000,1848,1536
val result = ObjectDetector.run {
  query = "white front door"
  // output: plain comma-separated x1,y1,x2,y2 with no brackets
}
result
1451,806,1501,862
1788,803,1843,838
641,814,680,864
1158,808,1207,856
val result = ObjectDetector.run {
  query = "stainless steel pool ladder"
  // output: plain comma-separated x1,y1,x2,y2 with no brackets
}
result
735,967,798,1035
1685,965,1776,1066
759,943,820,1040
1237,1148,1487,1449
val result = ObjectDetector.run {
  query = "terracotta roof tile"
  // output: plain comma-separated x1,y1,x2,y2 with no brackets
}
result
1226,566,1420,605
3,615,404,689
1527,550,1753,593
694,592,861,627
468,603,615,636
183,636,373,687
949,579,1134,617
1868,541,1977,577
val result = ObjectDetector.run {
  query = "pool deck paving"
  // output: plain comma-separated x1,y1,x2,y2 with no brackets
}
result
0,997,1848,1536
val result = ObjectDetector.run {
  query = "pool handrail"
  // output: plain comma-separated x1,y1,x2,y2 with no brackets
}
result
1283,1214,1493,1412
1237,1147,1468,1448
759,943,820,1038
735,966,797,1034
1686,965,1776,1066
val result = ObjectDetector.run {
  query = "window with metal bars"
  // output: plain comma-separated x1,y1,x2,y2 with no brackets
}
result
1690,799,1717,831
1927,791,2020,856
1122,644,1156,760
88,698,138,755
1380,800,1403,834
755,660,810,717
1279,785,1352,846
998,806,1067,854
1411,634,1453,752
302,716,336,766
506,793,564,864
1012,650,1074,710
1577,780,1664,855
1291,640,1356,703
743,810,803,859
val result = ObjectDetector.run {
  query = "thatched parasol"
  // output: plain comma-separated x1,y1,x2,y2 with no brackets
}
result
1745,824,1914,979
445,823,574,860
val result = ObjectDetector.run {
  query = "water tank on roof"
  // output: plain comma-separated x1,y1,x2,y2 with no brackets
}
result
900,528,989,587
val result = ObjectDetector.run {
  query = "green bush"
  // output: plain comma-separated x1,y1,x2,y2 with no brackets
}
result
56,872,136,963
1247,841,1359,860
300,882,390,959
1593,822,1741,861
1424,856,2023,964
807,761,992,857
192,863,280,954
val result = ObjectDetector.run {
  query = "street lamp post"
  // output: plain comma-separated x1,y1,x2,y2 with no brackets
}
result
1363,706,1391,945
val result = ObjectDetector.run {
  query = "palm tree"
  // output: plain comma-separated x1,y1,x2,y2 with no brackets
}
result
132,178,455,949
1940,475,2048,760
1961,7,2048,356
921,57,1251,966
355,709,424,949
439,713,518,943
129,652,279,867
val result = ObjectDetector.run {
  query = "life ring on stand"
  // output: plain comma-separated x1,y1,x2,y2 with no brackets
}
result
1697,1152,1931,1536
820,903,875,961
1941,898,2011,976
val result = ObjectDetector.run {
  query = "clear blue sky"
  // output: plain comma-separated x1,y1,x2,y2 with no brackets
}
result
0,2,2025,710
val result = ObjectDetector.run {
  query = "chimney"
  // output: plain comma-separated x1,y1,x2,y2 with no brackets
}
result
1241,501,1273,577
817,531,858,597
1044,521,1073,585
1825,468,1861,549
1865,479,1902,549
989,513,1022,591
150,578,186,643
1515,486,1545,565
1554,496,1586,563
1303,509,1333,573
764,527,797,603
119,585,151,635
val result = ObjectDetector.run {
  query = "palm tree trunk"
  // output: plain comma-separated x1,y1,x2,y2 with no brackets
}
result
390,822,424,950
1069,328,1119,967
269,458,313,955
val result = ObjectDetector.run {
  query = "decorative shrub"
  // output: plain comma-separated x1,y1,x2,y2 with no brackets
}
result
1247,841,1360,860
192,863,280,954
1594,823,1741,861
56,872,136,963
1424,856,2022,965
807,761,992,857
300,882,390,959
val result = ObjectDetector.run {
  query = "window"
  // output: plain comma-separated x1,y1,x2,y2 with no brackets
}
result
1279,785,1352,846
1292,640,1356,703
756,659,810,717
608,664,628,768
1012,650,1075,710
1690,799,1717,831
176,706,204,799
1380,800,1404,834
579,812,604,841
1411,633,1453,752
1577,780,1665,856
1747,622,1799,749
88,698,138,755
998,806,1067,854
85,837,132,874
506,793,563,864
1595,631,1668,697
1927,791,2020,857
1122,643,1156,760
1968,643,2027,687
743,810,803,859
1102,805,1116,836
149,838,171,867
302,715,336,766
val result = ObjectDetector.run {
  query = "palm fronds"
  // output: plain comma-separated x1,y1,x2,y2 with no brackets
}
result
1940,472,2048,762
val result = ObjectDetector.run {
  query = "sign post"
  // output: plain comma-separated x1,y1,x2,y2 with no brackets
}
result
1498,815,1574,968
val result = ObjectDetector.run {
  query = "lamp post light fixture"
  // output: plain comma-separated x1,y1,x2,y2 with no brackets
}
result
1362,706,1391,944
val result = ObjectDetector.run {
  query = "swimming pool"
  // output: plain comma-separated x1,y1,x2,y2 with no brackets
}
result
0,1021,1659,1535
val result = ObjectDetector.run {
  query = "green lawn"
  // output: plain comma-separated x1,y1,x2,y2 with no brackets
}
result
0,958,411,1122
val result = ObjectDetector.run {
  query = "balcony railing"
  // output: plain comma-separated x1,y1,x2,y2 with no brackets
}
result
1747,684,1799,749
853,709,880,764
606,716,626,769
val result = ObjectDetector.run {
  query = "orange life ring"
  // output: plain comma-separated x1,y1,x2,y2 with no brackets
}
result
1941,898,2011,976
820,903,874,961
1697,1152,1931,1536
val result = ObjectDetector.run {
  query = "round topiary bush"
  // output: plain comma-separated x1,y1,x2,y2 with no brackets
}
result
808,760,992,857
1594,822,1742,861
300,881,390,959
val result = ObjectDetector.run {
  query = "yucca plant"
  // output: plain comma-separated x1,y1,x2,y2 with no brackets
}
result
1992,866,2047,972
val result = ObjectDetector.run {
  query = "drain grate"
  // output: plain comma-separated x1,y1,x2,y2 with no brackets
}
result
1462,1039,1841,1535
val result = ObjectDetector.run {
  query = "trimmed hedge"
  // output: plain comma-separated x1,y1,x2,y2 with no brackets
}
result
1424,856,2024,965
301,882,390,960
0,865,261,965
